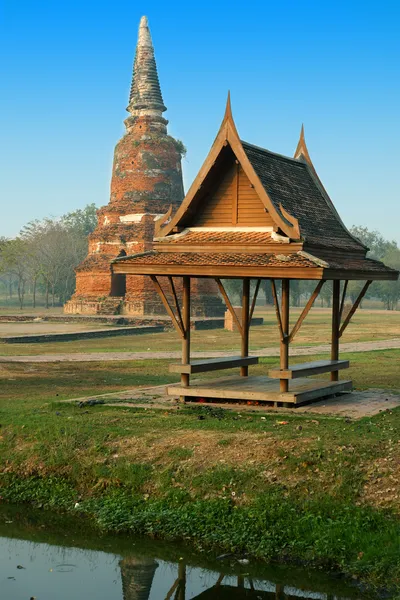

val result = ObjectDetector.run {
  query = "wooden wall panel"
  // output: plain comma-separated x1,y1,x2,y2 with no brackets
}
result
193,165,235,226
192,163,275,227
236,167,273,226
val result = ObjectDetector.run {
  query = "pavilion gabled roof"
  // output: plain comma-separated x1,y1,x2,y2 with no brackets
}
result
155,93,301,240
112,95,398,282
154,94,364,251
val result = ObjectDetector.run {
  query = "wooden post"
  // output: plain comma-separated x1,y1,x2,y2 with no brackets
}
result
241,278,250,376
177,561,186,600
181,276,191,392
275,583,285,599
331,279,340,382
280,279,290,393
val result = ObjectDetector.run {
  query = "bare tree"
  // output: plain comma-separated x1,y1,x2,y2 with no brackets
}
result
0,238,30,309
19,205,97,307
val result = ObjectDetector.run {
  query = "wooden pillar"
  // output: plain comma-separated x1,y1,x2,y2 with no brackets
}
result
241,278,250,376
181,276,191,389
331,279,340,382
178,561,186,600
275,583,285,599
280,279,290,393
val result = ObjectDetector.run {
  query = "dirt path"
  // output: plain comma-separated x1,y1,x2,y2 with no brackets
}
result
1,338,400,363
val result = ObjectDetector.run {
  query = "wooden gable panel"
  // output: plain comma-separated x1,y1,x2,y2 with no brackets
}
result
193,163,235,226
191,160,274,228
236,166,273,226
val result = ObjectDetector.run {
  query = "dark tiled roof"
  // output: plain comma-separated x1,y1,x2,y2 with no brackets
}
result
242,141,364,251
321,255,398,275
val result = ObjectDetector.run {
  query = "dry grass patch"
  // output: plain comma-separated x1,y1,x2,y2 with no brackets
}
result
361,445,400,512
111,430,308,471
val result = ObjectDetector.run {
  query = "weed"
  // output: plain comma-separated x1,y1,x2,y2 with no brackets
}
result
168,447,193,460
217,438,232,446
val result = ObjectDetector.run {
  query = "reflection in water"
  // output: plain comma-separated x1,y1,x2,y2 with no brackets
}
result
120,556,158,600
118,556,355,600
0,507,364,600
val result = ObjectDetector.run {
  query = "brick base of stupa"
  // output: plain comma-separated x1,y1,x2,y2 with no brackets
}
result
64,273,224,317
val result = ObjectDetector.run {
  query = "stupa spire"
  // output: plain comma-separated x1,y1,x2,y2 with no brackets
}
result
128,16,166,116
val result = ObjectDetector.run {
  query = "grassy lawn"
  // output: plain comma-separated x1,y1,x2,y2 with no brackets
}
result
1,349,400,592
1,349,400,402
0,308,399,356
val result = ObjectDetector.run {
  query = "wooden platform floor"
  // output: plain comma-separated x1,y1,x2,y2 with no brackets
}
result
167,375,353,406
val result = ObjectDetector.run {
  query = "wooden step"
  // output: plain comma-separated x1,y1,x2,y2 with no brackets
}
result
169,355,258,374
167,375,353,405
268,359,349,380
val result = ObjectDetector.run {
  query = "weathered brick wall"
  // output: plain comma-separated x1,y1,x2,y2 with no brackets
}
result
73,272,111,297
66,114,186,312
122,275,224,317
108,116,184,214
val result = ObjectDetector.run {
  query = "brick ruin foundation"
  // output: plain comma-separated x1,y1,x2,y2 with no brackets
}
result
65,17,223,317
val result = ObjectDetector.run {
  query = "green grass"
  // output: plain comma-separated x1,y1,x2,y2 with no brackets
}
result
1,307,399,356
1,349,400,592
1,349,400,403
168,447,193,460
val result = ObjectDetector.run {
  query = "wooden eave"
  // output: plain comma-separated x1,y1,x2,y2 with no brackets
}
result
112,261,324,279
323,269,399,281
112,254,399,281
157,94,301,240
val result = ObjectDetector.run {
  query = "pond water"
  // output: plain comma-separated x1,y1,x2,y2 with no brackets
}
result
0,505,368,600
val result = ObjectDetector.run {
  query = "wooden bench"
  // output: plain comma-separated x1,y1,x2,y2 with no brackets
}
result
169,356,259,375
268,359,349,380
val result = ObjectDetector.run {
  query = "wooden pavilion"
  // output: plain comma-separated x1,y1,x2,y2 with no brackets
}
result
112,95,398,407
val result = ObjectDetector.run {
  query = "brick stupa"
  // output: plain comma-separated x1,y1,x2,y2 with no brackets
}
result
65,16,223,317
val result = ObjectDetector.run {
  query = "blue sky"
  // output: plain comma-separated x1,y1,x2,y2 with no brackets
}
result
1,0,399,242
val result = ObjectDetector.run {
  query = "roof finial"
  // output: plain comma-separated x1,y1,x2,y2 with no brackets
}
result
294,124,313,166
128,16,167,116
224,91,233,120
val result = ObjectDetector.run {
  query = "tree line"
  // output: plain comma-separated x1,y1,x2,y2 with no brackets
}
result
0,211,399,310
0,204,97,309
